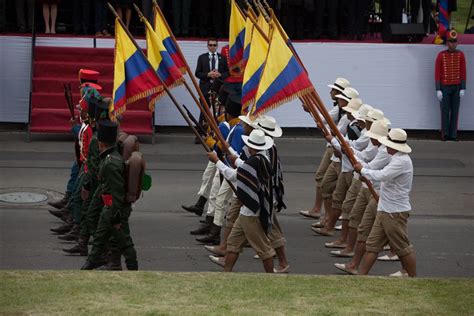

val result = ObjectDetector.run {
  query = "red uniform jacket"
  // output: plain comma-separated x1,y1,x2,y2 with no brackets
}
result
435,49,466,90
79,123,93,171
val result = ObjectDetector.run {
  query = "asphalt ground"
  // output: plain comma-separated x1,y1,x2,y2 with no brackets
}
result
0,132,473,277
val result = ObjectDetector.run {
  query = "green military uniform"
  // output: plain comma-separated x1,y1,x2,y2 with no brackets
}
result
83,144,138,270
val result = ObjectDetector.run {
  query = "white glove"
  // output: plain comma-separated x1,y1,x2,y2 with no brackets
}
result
460,90,465,98
437,90,443,102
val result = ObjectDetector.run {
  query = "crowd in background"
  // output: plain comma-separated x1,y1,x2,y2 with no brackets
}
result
0,0,459,39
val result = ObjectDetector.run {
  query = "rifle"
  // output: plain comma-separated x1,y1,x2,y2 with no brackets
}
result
183,104,208,136
63,82,75,119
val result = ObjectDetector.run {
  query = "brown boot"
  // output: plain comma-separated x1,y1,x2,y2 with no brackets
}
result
48,192,71,210
63,234,89,256
190,216,213,235
49,206,70,220
58,224,80,241
196,223,221,245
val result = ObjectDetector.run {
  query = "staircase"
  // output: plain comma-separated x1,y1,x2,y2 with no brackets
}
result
30,46,154,136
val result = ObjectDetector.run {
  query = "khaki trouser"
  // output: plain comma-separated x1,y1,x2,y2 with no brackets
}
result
227,215,276,260
315,147,335,188
268,210,286,249
348,187,372,229
341,177,362,220
321,161,341,199
225,196,242,228
331,171,353,210
212,178,233,227
357,197,378,242
366,211,414,257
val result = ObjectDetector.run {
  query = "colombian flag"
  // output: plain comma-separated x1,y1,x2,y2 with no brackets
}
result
229,0,246,75
438,0,449,38
252,28,313,117
242,16,254,69
257,14,270,37
241,23,269,113
144,17,183,108
154,7,186,74
112,19,163,115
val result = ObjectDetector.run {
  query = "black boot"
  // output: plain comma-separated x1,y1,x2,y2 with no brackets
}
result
106,251,123,271
48,192,71,210
49,206,70,220
50,222,73,234
182,196,207,216
190,216,213,235
63,234,89,256
58,224,80,241
196,223,221,245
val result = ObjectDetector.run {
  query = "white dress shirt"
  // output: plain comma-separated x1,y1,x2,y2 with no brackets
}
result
330,114,350,163
208,52,219,72
323,105,340,148
357,145,391,190
361,152,413,213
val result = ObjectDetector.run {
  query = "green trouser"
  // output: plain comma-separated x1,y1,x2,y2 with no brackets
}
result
88,206,138,270
80,186,103,236
79,182,98,236
71,167,86,224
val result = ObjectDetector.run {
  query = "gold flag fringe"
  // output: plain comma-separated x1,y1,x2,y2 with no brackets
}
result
250,86,314,119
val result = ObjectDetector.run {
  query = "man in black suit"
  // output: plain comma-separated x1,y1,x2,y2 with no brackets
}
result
194,38,229,141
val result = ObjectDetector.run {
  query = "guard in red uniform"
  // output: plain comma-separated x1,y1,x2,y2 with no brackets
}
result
435,29,467,141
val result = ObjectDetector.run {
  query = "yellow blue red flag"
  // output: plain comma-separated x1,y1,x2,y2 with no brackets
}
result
257,14,270,37
144,17,184,109
229,0,246,74
241,23,268,112
154,8,186,74
112,19,163,115
242,16,254,69
252,27,313,117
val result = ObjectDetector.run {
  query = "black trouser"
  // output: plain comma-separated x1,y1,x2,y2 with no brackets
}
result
16,0,34,32
410,0,431,33
73,0,91,34
381,0,403,38
315,0,338,38
348,0,370,37
0,0,6,31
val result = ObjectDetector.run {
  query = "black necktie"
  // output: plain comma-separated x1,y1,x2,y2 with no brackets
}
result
211,53,216,71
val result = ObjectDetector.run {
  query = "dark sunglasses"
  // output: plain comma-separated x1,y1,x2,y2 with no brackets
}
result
208,44,217,47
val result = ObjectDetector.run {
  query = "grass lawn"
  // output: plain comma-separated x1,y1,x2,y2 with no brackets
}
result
1,271,473,315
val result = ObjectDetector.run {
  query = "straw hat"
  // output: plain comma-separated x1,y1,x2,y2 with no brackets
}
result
353,104,373,121
242,129,274,151
239,114,255,126
328,78,351,93
365,120,389,139
335,87,359,102
252,115,282,138
365,109,391,126
343,98,363,113
379,128,412,153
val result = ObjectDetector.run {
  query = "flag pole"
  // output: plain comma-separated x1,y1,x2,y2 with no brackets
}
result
108,3,211,152
150,1,232,153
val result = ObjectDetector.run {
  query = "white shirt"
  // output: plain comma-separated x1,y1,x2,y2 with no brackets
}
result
324,105,340,148
330,114,350,162
361,152,413,213
208,52,219,72
330,125,369,172
357,145,391,190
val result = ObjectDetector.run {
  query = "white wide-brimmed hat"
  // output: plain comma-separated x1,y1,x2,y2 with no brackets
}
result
242,129,274,151
343,98,363,113
328,77,351,93
365,109,391,126
335,87,359,103
239,114,255,126
252,115,282,138
353,104,373,121
379,128,412,153
365,120,389,139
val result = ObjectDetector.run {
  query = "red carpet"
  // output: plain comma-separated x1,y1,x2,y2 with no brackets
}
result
30,46,153,135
